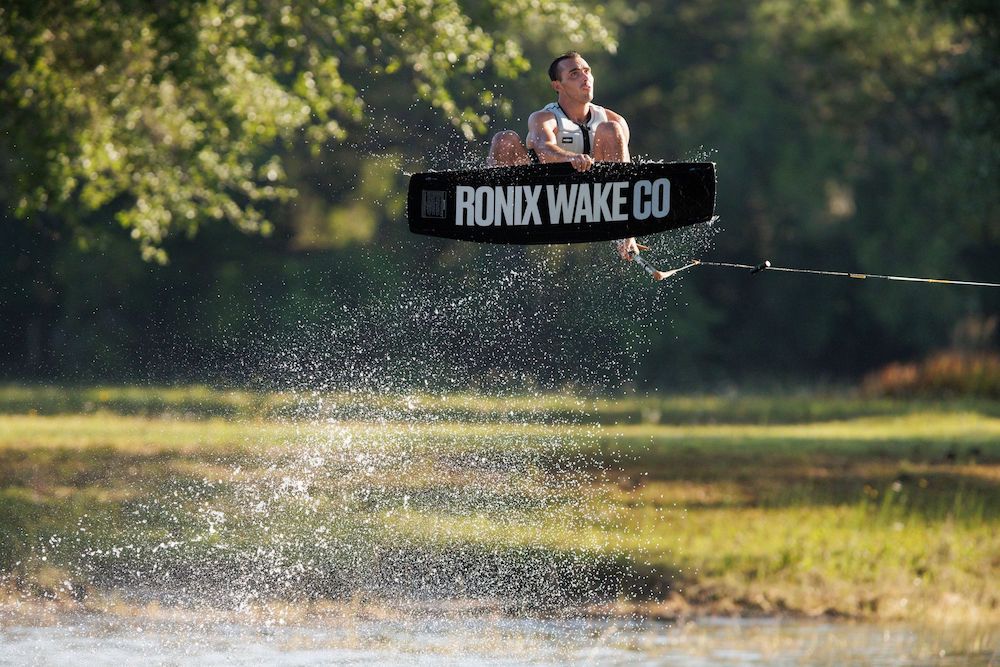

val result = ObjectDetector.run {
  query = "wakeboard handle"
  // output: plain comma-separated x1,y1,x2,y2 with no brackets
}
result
627,249,661,279
627,250,698,281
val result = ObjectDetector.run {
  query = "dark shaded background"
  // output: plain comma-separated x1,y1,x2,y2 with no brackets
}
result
2,0,997,390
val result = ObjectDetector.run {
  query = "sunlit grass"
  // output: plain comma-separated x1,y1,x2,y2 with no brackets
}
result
5,383,1000,424
1,389,998,624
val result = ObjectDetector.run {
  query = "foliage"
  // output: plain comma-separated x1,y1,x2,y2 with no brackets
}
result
594,0,1000,383
1,0,998,387
0,0,616,261
863,350,1000,398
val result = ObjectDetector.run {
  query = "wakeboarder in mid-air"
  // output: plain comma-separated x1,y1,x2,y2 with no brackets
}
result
406,52,717,258
410,54,999,288
486,52,645,261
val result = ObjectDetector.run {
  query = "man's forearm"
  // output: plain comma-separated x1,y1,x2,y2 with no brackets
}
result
533,143,579,163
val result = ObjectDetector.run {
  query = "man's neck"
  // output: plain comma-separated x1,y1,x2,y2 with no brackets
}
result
557,97,591,125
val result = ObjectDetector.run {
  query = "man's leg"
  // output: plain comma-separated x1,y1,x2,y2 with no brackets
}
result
487,130,531,167
593,121,630,162
593,122,640,258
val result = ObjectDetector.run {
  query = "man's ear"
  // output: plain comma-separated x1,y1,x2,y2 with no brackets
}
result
550,79,561,95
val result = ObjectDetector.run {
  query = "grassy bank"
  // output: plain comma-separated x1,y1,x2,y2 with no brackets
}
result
1,386,998,626
5,383,1000,423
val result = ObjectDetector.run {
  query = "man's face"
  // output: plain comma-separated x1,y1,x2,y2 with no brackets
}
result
553,56,594,103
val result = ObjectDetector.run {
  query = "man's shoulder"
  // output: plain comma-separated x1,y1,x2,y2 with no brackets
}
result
528,107,557,124
599,106,626,123
531,102,558,115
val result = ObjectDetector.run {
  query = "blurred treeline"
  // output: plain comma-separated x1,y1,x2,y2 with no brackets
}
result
1,0,997,390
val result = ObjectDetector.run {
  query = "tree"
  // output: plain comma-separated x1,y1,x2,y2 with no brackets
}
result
0,0,618,262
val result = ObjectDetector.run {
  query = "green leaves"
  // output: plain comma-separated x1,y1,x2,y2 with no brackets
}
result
1,0,619,261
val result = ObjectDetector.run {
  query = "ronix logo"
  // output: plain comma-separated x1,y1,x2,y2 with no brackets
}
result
454,179,670,226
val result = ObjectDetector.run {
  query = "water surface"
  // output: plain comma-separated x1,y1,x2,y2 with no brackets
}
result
2,608,994,666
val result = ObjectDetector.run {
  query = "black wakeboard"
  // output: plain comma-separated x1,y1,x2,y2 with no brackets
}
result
407,161,715,244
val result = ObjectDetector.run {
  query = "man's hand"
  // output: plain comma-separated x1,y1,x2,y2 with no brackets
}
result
568,153,594,172
618,238,649,260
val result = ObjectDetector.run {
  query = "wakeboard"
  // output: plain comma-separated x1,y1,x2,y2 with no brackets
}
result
407,161,715,244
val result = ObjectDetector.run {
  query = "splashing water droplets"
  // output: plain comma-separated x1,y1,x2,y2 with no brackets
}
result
11,120,725,657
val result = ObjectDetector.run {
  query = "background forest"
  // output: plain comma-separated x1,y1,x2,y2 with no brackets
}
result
2,0,998,390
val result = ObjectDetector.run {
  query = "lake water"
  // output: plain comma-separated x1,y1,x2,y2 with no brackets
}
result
2,606,995,666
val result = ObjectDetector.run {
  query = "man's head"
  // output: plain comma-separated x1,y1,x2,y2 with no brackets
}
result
548,52,593,104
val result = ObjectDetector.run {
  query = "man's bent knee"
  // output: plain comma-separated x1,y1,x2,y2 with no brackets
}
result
594,121,626,146
491,130,523,151
593,121,629,161
488,130,528,166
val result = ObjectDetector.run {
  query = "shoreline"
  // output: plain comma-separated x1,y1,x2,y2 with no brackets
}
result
4,584,998,628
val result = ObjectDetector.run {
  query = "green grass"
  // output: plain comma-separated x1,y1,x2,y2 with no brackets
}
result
1,385,998,625
5,383,1000,423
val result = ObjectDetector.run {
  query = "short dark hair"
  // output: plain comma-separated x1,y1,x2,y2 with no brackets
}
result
548,52,582,81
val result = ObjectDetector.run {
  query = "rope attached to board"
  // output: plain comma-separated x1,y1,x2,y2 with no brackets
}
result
629,254,1000,288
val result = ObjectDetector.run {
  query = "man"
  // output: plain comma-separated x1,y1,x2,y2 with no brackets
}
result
487,52,645,260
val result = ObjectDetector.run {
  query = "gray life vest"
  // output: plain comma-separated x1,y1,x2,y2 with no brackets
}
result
541,102,609,156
